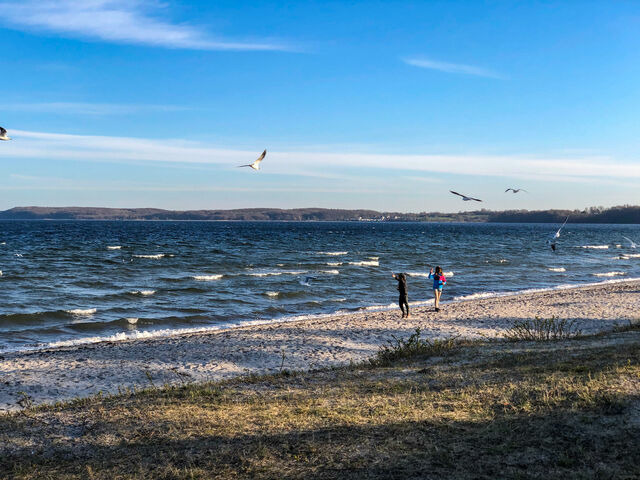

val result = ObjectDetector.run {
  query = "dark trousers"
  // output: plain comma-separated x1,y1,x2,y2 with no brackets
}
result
399,294,409,316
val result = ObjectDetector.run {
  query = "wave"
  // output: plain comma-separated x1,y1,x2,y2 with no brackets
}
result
0,270,2,277
248,270,307,277
7,276,640,354
318,251,348,256
548,267,566,272
407,271,454,277
592,271,626,277
133,254,166,259
66,308,97,316
129,290,156,296
15,253,23,257
348,260,379,267
193,274,223,281
125,317,139,325
265,291,280,297
368,256,379,260
580,245,609,249
107,246,122,250
326,262,342,266
321,269,340,275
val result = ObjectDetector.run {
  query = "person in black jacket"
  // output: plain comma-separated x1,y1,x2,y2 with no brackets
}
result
392,272,410,318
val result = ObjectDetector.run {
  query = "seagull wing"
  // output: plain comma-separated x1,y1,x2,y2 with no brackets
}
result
0,127,6,136
469,196,482,202
554,216,569,238
622,236,637,248
450,190,464,198
254,149,267,165
505,188,514,193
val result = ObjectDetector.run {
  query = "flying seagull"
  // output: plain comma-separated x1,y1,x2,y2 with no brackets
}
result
505,188,527,193
622,236,637,249
549,216,569,251
237,149,267,170
0,127,11,141
450,190,482,202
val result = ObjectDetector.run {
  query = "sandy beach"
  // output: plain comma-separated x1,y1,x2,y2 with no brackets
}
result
1,280,639,412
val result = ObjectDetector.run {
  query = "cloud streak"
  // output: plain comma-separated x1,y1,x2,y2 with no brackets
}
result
0,0,291,51
5,129,640,184
403,57,502,78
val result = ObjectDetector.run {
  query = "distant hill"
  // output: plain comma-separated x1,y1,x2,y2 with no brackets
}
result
1,205,639,223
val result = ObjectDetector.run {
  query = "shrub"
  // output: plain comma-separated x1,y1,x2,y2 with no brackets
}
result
371,328,460,366
503,316,582,341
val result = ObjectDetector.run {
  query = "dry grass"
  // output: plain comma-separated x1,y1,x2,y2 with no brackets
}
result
1,329,639,480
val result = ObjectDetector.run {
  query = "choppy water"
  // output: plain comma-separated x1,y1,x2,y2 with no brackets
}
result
1,221,639,352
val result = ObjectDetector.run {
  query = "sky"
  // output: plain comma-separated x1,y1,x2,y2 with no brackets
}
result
1,0,639,212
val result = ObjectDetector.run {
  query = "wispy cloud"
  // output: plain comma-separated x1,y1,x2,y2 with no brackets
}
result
4,129,640,183
0,0,291,51
1,102,192,115
403,57,503,78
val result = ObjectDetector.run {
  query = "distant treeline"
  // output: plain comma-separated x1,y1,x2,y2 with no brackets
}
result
1,205,639,223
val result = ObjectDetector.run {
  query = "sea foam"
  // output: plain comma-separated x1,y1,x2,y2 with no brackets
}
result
133,254,166,259
592,271,626,277
580,245,609,249
349,260,379,267
318,251,348,256
66,308,97,316
107,246,122,250
193,274,223,281
548,267,566,272
130,290,156,296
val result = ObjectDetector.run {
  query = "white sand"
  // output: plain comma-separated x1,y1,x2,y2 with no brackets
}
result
1,280,639,412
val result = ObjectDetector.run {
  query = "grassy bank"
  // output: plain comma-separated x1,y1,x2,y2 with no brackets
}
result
1,328,639,479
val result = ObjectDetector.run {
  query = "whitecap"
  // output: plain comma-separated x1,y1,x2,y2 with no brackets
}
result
193,274,223,281
15,253,22,257
0,270,2,276
318,251,348,256
130,290,156,296
443,271,454,277
133,254,165,259
348,260,379,267
548,267,566,272
407,272,430,277
66,308,97,316
368,256,379,260
580,245,609,249
248,270,307,277
592,271,626,277
265,291,280,297
107,246,122,250
126,317,139,325
321,269,340,275
326,262,342,266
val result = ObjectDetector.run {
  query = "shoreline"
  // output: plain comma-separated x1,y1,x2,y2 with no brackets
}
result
1,279,639,412
4,276,639,355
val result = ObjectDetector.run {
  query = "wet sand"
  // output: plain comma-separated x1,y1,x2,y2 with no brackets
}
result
1,280,639,411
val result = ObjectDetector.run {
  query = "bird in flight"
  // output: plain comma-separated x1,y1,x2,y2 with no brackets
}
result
622,236,637,249
0,127,11,141
238,149,267,170
549,216,569,251
505,188,527,193
450,190,482,202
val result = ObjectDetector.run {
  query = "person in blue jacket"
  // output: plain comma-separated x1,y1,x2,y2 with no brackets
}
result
428,266,447,312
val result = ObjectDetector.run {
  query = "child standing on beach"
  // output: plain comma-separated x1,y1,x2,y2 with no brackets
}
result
392,273,410,318
428,267,446,312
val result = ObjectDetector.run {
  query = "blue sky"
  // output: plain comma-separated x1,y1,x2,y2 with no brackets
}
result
1,0,639,212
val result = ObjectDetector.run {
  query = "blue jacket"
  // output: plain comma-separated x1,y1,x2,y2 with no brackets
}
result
428,272,446,290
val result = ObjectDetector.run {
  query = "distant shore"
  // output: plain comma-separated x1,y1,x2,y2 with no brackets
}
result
2,279,639,412
2,205,640,222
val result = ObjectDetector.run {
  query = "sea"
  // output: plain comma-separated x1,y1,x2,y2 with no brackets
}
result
1,221,639,352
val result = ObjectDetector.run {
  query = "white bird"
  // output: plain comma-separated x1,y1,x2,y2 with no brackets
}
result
0,127,11,141
237,149,267,170
549,216,569,251
450,190,482,202
622,236,637,249
505,188,527,193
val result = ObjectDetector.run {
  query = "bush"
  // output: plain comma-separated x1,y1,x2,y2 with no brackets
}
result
503,316,582,341
371,328,460,366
